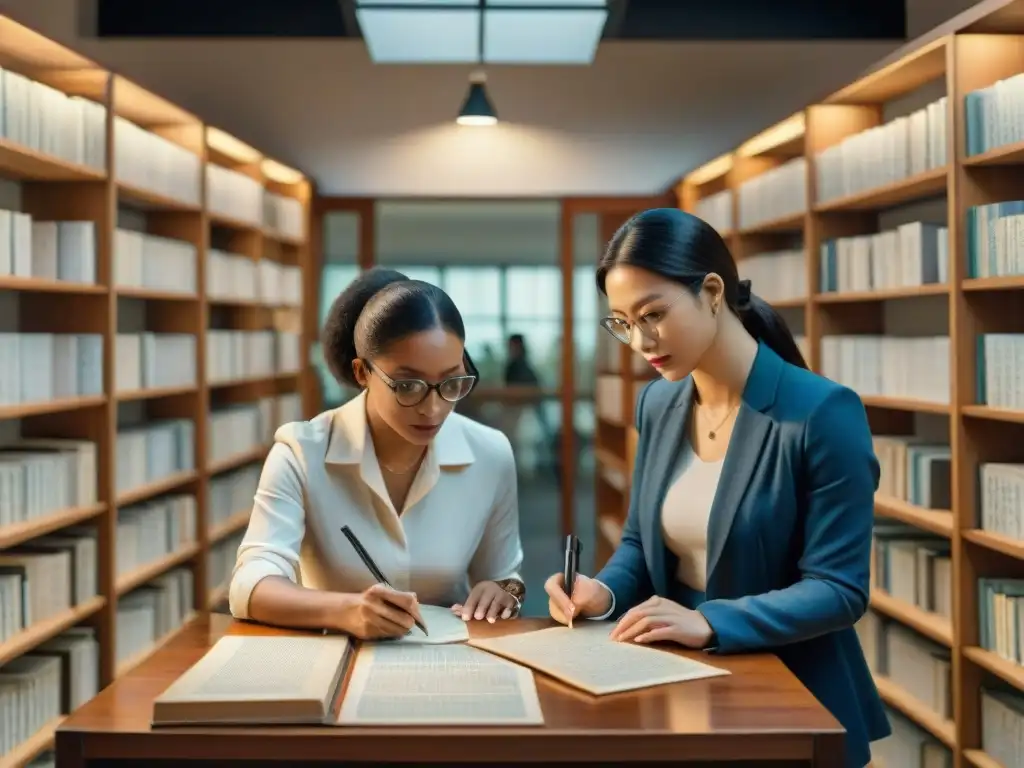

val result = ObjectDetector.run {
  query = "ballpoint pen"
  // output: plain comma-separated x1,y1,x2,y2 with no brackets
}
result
563,534,580,629
340,525,428,636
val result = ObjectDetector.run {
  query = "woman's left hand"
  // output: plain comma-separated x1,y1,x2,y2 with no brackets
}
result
451,581,519,622
610,596,714,647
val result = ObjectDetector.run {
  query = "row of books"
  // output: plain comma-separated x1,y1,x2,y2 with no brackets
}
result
263,192,304,241
980,685,1024,768
736,248,807,303
819,221,950,293
694,189,732,234
114,419,195,496
870,707,951,768
873,435,951,510
978,462,1024,542
964,72,1024,157
871,520,953,620
208,531,245,593
0,527,98,642
209,463,261,531
114,116,202,206
207,164,263,226
979,577,1024,667
115,333,196,392
207,249,302,306
856,611,952,721
966,201,1024,278
209,401,273,467
820,335,951,405
116,493,197,579
0,333,103,405
0,627,99,758
0,438,97,529
736,156,806,228
115,568,195,669
977,334,1024,411
0,65,107,171
815,96,948,203
206,330,302,383
114,228,197,294
0,210,97,284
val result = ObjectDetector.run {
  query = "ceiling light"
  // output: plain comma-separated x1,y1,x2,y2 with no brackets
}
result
355,7,479,63
483,8,608,64
456,72,498,126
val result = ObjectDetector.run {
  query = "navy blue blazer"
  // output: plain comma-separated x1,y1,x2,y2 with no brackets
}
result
596,342,891,768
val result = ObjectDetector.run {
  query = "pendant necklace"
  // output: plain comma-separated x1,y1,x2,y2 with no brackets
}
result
702,403,738,440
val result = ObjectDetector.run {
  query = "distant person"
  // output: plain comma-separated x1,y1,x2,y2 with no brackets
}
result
229,268,526,640
544,208,888,768
504,334,540,387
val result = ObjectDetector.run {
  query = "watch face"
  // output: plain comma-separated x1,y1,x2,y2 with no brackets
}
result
499,579,525,600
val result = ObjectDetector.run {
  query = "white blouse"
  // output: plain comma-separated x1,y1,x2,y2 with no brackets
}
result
228,392,524,619
660,440,724,592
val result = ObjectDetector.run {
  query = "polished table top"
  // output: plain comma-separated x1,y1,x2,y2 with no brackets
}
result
57,613,844,764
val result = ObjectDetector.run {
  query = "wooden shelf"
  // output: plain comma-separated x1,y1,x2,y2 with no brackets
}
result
0,597,105,667
0,10,312,697
961,405,1024,425
858,395,951,415
874,496,953,537
870,589,953,646
209,509,251,543
963,646,1024,693
738,211,805,235
814,167,948,213
962,275,1024,292
873,675,956,748
963,750,1006,768
0,715,64,768
815,283,949,303
962,529,1024,561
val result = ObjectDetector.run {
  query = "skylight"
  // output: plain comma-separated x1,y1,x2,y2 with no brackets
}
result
354,1,609,65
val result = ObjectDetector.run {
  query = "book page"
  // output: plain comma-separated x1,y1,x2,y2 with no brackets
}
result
468,621,730,696
390,604,469,645
337,643,544,726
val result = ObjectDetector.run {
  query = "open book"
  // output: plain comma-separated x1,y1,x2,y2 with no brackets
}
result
152,634,353,725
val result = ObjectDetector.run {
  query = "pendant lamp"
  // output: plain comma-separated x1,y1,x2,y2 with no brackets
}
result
456,71,497,126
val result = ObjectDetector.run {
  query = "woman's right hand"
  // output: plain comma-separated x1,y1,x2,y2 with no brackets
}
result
337,583,423,640
544,572,611,625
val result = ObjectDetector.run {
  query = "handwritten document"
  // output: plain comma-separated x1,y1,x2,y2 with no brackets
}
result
337,643,544,725
391,604,469,645
468,621,730,695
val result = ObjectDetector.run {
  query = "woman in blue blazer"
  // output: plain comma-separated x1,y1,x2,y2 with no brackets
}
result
545,208,890,767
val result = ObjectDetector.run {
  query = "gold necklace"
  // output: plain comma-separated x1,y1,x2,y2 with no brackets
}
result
380,450,426,475
698,402,738,440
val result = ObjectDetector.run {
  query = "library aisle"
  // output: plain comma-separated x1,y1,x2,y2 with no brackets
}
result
0,15,311,768
593,5,1024,766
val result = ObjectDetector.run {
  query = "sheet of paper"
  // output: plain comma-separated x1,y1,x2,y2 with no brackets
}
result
390,604,469,645
336,643,544,725
468,621,730,696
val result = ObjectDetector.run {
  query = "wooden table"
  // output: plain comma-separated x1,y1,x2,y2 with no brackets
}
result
56,614,845,766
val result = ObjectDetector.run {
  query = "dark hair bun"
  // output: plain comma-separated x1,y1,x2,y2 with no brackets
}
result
322,267,408,387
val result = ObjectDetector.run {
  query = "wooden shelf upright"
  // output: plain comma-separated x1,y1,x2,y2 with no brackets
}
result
662,2,1024,765
0,14,312,768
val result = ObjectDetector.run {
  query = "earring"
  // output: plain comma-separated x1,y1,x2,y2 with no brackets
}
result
711,303,718,317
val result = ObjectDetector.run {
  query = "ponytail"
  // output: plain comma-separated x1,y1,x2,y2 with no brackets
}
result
733,279,808,369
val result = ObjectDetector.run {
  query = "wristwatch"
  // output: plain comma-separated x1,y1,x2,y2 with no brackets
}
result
496,578,526,616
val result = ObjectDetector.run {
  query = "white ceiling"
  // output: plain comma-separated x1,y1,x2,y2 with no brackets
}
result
3,0,979,197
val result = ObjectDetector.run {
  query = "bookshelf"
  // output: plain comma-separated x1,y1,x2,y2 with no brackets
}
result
591,2,1024,766
0,14,311,767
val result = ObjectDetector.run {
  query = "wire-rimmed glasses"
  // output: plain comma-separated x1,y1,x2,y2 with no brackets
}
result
367,362,477,407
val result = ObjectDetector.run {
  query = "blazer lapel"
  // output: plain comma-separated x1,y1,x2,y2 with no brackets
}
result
647,377,694,596
705,343,783,584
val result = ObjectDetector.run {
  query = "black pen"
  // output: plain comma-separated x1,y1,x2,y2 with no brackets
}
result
340,525,428,635
563,534,581,628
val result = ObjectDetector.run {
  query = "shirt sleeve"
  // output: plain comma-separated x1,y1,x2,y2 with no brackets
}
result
467,434,524,585
587,580,617,620
228,443,307,619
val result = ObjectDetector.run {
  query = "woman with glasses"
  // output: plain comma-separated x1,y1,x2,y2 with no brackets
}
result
229,267,526,640
544,209,888,768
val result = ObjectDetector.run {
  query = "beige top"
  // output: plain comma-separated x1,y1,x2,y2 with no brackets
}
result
660,440,724,592
228,392,524,619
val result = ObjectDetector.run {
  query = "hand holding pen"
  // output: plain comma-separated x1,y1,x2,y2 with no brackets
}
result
341,525,428,638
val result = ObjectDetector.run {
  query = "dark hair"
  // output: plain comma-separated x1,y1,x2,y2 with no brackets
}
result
596,208,807,369
321,266,478,388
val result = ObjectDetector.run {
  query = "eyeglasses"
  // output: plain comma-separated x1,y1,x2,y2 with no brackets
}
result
599,291,688,345
367,362,477,407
